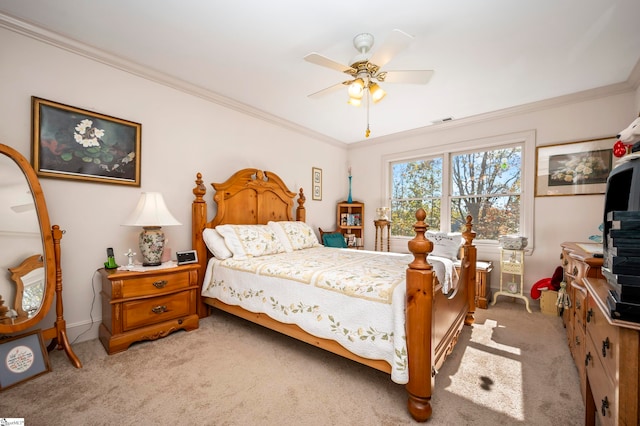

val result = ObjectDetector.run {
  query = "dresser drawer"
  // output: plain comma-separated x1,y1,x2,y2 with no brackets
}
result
586,294,619,380
573,324,588,402
121,270,191,299
585,334,617,425
574,287,587,332
122,290,192,331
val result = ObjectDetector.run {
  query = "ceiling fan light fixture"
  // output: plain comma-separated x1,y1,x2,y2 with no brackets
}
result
369,82,386,103
347,97,362,107
348,78,365,99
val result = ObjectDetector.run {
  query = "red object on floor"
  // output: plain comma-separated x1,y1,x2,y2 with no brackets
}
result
531,277,552,299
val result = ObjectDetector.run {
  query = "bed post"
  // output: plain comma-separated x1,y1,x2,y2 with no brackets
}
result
192,172,209,318
405,208,435,422
461,215,477,326
296,188,306,222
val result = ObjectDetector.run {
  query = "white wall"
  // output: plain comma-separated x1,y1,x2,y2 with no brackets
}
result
348,90,638,292
2,25,638,343
0,27,346,341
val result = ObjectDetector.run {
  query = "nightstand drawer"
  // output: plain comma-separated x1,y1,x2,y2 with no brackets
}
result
122,290,192,331
121,270,191,298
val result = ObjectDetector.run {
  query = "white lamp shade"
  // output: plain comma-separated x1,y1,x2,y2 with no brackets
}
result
122,192,181,227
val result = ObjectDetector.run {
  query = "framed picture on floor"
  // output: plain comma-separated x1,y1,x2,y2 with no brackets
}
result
0,330,50,391
32,97,142,186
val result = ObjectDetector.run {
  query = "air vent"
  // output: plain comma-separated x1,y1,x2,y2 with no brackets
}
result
431,117,453,124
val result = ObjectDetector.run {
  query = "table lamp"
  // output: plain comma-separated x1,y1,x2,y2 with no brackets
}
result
122,192,181,266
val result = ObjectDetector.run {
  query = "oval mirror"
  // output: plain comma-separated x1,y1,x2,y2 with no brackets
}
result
0,144,56,334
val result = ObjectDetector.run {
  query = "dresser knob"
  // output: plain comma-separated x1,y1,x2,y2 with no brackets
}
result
151,305,167,314
153,280,168,289
602,337,610,357
585,352,592,367
601,396,609,417
586,308,594,323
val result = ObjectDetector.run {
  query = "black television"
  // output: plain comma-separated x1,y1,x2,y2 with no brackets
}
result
603,157,640,256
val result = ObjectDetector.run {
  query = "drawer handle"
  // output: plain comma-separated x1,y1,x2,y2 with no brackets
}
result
586,308,594,323
602,337,610,357
152,280,168,289
575,336,580,346
585,352,592,367
601,396,609,417
151,305,167,314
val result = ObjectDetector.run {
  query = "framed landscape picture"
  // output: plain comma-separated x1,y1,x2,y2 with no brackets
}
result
535,137,615,197
32,97,142,186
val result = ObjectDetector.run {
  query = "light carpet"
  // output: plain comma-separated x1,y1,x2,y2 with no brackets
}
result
0,300,584,425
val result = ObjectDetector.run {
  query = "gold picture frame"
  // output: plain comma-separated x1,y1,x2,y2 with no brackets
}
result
535,137,615,197
312,167,322,201
32,97,142,186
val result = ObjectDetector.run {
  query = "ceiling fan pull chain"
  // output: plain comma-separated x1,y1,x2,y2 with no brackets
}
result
365,89,371,138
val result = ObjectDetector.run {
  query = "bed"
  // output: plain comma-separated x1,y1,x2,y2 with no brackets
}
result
190,168,477,422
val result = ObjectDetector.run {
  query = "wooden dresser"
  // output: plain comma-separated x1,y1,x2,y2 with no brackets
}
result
99,264,200,354
583,277,639,426
560,242,604,402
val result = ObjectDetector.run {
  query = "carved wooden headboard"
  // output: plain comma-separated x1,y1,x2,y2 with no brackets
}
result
191,168,306,315
209,168,301,227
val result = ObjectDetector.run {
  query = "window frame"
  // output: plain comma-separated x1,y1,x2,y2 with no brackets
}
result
382,130,536,255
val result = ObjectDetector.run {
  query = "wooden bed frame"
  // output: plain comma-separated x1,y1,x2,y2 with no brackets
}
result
191,168,477,422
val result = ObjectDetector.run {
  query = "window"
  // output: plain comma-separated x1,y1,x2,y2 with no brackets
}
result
388,131,532,245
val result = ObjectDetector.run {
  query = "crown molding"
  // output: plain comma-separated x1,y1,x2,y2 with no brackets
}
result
0,13,344,148
352,77,638,149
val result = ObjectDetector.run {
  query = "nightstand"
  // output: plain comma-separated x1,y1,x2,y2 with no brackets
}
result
99,263,200,354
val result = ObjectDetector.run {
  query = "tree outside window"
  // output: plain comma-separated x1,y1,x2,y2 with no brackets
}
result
390,145,522,240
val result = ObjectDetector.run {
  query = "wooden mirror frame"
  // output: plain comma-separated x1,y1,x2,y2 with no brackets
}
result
0,143,81,368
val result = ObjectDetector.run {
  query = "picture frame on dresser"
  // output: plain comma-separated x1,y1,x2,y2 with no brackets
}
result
31,97,142,186
0,330,50,391
535,137,615,197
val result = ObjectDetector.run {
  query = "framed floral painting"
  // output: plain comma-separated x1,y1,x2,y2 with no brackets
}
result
31,97,141,186
535,137,615,197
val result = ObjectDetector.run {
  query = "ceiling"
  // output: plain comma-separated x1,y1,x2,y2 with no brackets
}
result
1,1,640,145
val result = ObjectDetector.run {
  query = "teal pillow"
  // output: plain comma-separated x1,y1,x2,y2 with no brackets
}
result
323,233,347,248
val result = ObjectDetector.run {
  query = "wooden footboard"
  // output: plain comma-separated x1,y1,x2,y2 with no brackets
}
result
191,170,476,423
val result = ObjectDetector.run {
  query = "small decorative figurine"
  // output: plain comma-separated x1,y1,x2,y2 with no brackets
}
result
124,249,136,267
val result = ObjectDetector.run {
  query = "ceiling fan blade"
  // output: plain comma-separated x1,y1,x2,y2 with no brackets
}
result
368,29,414,69
304,53,355,74
308,81,349,99
382,70,434,84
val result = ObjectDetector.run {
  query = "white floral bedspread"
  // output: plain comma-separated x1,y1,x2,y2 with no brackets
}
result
201,246,455,384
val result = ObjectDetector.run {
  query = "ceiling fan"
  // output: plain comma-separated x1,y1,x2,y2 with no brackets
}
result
304,29,434,137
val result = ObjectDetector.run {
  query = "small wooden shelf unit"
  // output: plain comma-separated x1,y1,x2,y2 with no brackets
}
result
337,201,364,249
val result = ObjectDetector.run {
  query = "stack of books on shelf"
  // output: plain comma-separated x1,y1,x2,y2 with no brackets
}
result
603,210,640,323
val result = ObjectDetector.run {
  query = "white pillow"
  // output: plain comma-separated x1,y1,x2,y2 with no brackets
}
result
202,228,233,259
216,224,285,259
426,231,463,260
268,221,320,252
